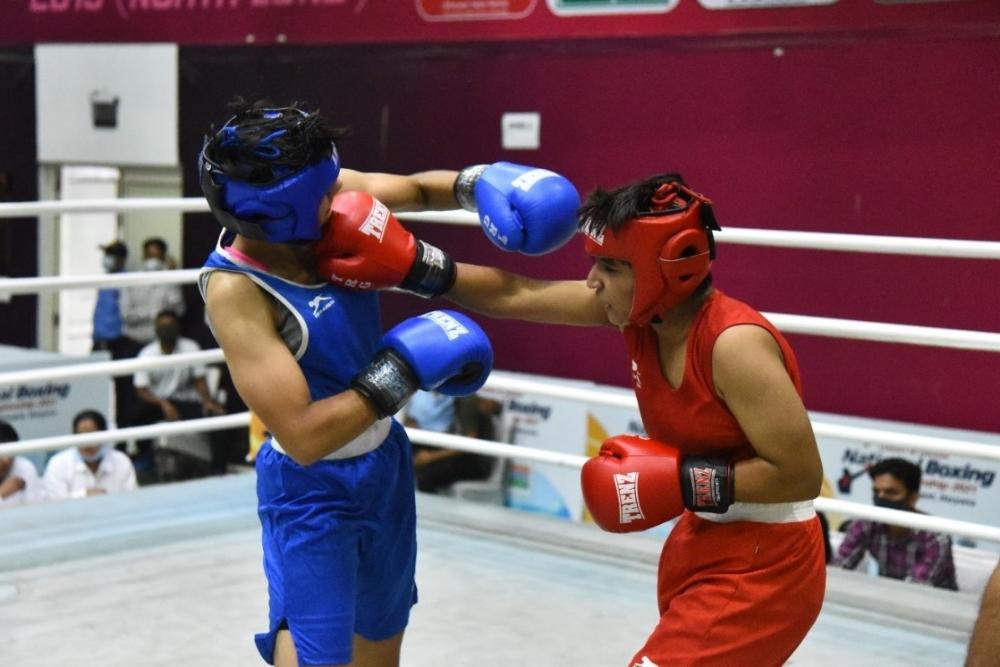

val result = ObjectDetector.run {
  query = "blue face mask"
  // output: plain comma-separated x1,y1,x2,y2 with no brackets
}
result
79,445,109,464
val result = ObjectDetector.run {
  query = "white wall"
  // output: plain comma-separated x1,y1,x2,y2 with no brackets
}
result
35,44,178,167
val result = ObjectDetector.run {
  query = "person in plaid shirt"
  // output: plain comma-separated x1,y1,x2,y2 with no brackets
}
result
835,457,958,590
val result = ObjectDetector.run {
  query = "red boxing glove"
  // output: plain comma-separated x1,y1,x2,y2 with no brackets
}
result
581,435,734,533
315,191,455,297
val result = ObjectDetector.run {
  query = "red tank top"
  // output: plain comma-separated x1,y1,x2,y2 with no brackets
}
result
624,290,802,461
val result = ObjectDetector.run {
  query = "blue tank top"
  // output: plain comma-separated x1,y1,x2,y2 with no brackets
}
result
199,233,383,402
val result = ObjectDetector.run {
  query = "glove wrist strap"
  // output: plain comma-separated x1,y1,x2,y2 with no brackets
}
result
454,164,489,212
400,241,456,298
680,457,735,514
350,349,418,418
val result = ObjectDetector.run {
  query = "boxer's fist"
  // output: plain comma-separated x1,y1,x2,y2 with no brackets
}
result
316,192,455,297
581,435,735,533
582,435,685,533
351,310,493,418
454,162,580,255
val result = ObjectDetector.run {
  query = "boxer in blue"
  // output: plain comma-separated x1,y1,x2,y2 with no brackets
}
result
197,100,579,667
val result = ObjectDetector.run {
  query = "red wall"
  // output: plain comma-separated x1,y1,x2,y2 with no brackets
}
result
181,32,1000,433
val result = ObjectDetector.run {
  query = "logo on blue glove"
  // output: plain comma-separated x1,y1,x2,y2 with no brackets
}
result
421,311,471,341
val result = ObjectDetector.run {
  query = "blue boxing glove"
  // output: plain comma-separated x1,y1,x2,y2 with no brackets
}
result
454,162,580,255
350,310,493,418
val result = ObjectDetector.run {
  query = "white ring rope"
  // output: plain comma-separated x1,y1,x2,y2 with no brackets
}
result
0,269,200,295
0,413,249,457
764,313,1000,352
0,197,210,216
2,354,998,461
1,199,997,542
1,198,999,260
0,349,225,385
2,271,998,351
3,421,998,543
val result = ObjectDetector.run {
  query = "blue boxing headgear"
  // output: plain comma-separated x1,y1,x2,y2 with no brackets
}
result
199,107,341,244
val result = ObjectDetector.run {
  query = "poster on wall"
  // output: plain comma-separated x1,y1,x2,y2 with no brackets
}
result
484,371,641,521
546,0,679,15
0,345,112,471
417,0,538,21
699,0,835,9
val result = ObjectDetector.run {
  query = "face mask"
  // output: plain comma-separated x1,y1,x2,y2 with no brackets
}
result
873,495,909,511
156,324,180,344
79,445,109,463
143,257,166,271
102,255,119,272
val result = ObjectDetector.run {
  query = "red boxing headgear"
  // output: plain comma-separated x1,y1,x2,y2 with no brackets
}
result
583,182,720,324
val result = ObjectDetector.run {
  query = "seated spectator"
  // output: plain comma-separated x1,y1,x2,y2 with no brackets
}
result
834,457,958,590
43,409,137,500
0,420,44,507
404,391,497,494
130,309,227,476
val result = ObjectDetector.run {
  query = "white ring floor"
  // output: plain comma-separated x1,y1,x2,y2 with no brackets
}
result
0,475,977,666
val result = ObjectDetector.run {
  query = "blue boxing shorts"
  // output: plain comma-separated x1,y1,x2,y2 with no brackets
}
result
253,420,417,666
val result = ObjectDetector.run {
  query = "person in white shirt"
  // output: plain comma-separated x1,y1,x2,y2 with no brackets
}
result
43,410,137,500
130,309,227,475
0,420,44,507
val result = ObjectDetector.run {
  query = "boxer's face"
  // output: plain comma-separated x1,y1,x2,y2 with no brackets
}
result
587,257,634,327
317,180,343,230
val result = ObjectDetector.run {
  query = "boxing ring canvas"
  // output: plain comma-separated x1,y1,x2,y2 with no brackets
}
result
0,474,975,666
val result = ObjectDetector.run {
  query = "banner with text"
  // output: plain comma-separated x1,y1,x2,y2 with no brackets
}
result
5,0,997,45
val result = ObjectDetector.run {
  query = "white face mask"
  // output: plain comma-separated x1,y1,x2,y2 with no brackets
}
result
102,255,118,272
143,257,166,271
79,445,110,464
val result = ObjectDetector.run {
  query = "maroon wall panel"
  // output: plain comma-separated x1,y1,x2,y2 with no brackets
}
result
182,33,1000,432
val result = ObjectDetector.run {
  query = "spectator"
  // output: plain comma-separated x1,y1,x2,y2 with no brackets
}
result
835,457,958,590
0,420,44,507
92,240,143,426
404,391,496,494
130,309,228,476
119,236,186,346
43,409,137,500
142,236,178,270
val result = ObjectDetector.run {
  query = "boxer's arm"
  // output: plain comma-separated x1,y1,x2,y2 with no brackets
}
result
967,563,1000,666
446,262,610,327
713,324,823,503
337,168,459,211
204,271,379,466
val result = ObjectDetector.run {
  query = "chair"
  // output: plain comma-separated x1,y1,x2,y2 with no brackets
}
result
447,411,510,506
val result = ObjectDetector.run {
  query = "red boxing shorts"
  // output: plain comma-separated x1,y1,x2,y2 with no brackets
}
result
629,507,826,667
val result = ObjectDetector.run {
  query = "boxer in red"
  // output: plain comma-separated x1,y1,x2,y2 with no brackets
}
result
322,172,827,666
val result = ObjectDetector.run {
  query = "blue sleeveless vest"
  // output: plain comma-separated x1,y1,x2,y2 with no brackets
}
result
200,233,383,401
